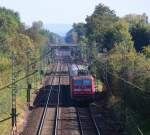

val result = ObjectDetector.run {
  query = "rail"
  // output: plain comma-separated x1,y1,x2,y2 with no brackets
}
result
76,105,101,135
89,105,101,135
36,64,58,135
76,107,84,135
53,74,61,135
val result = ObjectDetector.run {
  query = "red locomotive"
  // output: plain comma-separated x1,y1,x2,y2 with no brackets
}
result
69,64,95,102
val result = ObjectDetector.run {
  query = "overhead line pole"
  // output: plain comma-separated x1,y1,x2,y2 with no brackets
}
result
26,50,31,109
11,52,17,135
120,47,127,133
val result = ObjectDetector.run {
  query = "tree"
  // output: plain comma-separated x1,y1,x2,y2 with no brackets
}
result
104,20,133,50
79,36,88,61
91,41,97,59
123,14,150,51
26,21,49,49
123,13,148,26
0,7,21,53
11,33,34,64
85,3,118,50
142,46,150,58
85,4,118,50
32,21,43,30
65,23,86,44
73,23,86,42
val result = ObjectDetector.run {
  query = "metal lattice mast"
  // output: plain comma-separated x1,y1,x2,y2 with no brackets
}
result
11,53,17,135
26,50,31,109
120,46,127,132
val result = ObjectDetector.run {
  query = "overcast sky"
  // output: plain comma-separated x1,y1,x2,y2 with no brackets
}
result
0,0,149,25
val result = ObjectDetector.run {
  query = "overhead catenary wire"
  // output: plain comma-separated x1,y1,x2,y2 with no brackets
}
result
100,49,146,135
0,48,52,78
0,71,37,91
0,48,53,91
82,44,149,92
96,50,149,92
99,63,145,92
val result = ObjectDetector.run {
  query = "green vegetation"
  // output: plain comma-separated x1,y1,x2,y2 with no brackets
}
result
67,3,150,135
0,7,57,134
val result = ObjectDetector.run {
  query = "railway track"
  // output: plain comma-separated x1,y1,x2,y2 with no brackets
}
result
76,105,101,135
21,61,102,135
22,62,114,135
53,72,61,135
36,63,62,135
21,63,58,135
21,55,121,135
21,63,62,135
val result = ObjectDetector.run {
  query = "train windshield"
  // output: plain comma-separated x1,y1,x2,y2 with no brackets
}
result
74,80,82,86
74,79,92,86
83,80,92,86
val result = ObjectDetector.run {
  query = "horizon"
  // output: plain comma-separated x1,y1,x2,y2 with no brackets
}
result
0,0,150,25
1,0,150,36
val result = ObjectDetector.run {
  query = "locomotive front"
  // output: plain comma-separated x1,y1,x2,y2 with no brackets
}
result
69,64,95,102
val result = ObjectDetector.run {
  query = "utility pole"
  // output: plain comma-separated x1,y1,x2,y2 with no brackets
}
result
103,48,111,95
11,53,17,135
120,46,127,133
26,50,31,109
103,48,108,89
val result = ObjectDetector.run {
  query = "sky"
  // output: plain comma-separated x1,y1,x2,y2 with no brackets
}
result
0,0,150,26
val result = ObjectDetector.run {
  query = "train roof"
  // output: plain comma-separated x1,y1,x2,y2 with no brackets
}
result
72,75,93,80
69,64,89,76
69,64,88,70
77,65,88,71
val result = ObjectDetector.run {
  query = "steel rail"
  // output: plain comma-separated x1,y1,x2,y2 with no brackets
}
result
89,106,101,135
76,106,101,135
76,107,84,135
54,63,62,135
36,63,58,135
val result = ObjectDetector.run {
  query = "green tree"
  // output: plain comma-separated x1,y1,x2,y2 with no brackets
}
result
65,23,86,44
79,36,88,61
0,7,21,53
104,20,133,50
11,33,34,64
142,46,150,58
123,14,150,51
85,3,118,48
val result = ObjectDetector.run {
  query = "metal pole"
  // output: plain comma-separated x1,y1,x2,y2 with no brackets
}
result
120,46,127,133
11,53,17,135
26,50,31,109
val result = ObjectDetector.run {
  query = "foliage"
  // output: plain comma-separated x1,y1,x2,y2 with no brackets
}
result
10,33,35,64
85,4,118,49
103,20,133,50
123,13,148,26
25,21,48,49
64,2,150,134
123,14,150,51
142,46,150,58
0,7,20,53
92,43,150,132
0,57,11,72
65,23,86,44
0,7,58,135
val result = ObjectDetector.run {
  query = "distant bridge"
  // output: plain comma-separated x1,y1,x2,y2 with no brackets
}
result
48,44,77,49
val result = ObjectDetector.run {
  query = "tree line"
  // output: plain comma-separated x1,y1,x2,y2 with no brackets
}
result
0,7,63,72
65,3,150,134
0,7,63,134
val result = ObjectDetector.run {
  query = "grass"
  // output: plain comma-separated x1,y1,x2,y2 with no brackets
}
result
0,88,12,135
